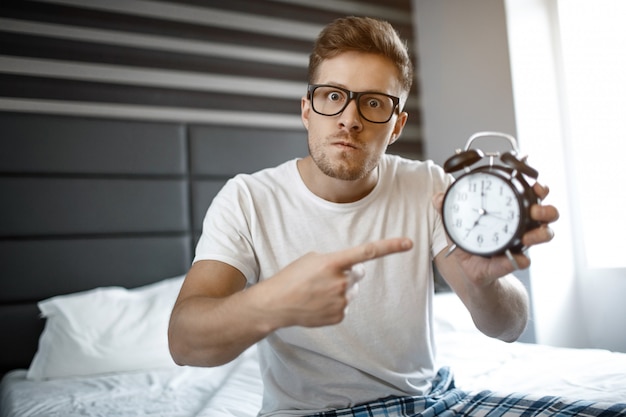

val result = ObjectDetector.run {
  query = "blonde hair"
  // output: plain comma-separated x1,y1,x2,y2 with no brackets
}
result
308,16,413,94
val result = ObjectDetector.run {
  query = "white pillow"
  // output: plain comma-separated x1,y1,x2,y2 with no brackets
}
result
27,275,185,380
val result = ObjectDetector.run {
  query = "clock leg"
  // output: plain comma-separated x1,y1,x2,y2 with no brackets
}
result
505,249,520,270
444,244,458,258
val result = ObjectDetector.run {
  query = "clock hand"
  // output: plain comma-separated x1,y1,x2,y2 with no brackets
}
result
465,208,486,238
483,211,512,222
475,200,508,222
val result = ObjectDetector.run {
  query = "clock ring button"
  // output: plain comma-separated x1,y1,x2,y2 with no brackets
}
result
443,149,484,173
501,152,539,179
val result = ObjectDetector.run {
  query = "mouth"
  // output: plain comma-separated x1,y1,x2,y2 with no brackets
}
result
333,141,357,149
331,137,361,150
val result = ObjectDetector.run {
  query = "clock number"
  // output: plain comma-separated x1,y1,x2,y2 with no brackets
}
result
455,218,463,228
482,180,492,192
476,234,484,245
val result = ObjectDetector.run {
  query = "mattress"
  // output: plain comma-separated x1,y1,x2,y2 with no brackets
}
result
2,293,625,417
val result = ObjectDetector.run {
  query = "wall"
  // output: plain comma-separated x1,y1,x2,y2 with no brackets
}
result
0,0,421,158
412,0,517,166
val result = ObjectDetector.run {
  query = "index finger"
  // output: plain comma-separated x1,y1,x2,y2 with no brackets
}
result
333,237,413,270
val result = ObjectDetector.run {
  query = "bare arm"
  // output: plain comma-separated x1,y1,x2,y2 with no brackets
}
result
434,251,530,342
168,237,414,367
168,260,265,366
433,182,559,342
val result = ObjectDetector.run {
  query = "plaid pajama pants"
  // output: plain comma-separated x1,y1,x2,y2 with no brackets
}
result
308,368,626,417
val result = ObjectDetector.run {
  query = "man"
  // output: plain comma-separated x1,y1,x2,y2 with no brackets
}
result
169,16,561,416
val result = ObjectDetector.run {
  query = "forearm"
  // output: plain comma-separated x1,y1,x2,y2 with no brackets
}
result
168,285,279,367
434,250,530,342
461,274,529,342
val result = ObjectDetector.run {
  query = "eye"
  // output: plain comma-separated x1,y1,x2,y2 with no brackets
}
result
361,94,393,111
327,91,343,102
367,98,382,109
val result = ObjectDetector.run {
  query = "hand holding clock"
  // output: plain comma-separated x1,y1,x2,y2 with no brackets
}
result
433,182,558,341
434,131,558,341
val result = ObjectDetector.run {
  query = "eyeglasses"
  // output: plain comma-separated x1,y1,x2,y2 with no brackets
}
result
307,84,400,124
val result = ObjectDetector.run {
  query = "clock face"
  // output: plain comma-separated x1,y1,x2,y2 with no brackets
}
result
443,170,522,256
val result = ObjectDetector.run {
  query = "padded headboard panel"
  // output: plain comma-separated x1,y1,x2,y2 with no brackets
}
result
0,111,308,373
0,0,422,374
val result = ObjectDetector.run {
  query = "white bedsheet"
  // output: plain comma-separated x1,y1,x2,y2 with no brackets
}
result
0,348,263,417
432,292,626,403
436,332,626,403
3,293,626,417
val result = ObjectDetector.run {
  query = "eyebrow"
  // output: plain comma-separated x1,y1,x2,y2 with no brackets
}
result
319,83,391,95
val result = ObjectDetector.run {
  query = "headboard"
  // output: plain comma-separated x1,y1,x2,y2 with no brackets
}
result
0,111,309,374
0,0,423,375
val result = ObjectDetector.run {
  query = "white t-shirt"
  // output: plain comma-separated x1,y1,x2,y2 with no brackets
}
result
194,154,451,417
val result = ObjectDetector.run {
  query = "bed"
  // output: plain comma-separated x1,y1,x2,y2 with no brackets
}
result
2,112,626,417
2,284,626,417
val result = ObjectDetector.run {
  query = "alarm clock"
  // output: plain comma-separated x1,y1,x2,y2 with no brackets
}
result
441,132,540,258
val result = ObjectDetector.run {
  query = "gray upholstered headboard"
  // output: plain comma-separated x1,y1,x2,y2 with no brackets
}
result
0,0,423,374
0,111,309,374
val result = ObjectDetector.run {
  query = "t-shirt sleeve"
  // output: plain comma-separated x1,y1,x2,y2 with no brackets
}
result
193,177,260,284
429,164,454,259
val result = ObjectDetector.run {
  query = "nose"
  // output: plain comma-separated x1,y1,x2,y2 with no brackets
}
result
338,99,363,131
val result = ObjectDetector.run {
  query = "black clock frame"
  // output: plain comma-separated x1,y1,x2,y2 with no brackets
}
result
442,164,539,257
442,132,540,258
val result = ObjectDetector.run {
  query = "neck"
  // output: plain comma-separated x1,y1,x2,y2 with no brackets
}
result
296,157,379,203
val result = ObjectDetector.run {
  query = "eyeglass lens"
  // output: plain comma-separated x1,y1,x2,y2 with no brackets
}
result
310,86,396,123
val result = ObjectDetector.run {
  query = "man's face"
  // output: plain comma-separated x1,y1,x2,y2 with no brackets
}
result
301,51,408,182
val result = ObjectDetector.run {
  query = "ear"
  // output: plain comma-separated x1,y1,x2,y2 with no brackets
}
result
301,96,310,130
388,111,408,146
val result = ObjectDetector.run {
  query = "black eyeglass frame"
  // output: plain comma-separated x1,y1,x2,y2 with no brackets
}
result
306,84,401,124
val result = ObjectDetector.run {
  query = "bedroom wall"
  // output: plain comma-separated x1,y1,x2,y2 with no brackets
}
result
0,0,421,157
411,0,518,166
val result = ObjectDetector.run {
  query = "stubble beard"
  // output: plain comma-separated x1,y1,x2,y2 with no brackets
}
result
308,138,380,182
